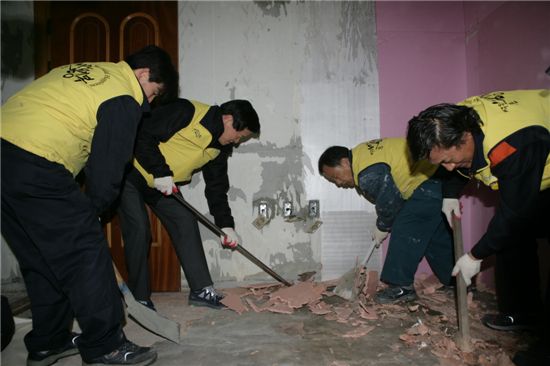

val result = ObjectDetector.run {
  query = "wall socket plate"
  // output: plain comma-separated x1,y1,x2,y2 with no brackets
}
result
308,200,320,218
258,201,268,218
283,201,293,218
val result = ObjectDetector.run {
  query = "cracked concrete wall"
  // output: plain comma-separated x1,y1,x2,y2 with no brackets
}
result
178,1,380,285
1,0,34,283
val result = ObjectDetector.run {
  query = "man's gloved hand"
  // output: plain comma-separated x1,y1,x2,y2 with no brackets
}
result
371,227,389,247
442,198,461,227
153,176,177,196
220,227,239,249
452,253,482,286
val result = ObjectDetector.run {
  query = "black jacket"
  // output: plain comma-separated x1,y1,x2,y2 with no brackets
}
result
127,99,235,228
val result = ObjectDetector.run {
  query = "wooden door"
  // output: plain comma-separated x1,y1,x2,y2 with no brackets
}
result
34,1,181,292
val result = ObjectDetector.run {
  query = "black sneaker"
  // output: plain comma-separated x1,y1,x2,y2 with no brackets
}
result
188,286,225,309
375,285,417,304
27,333,80,366
82,340,157,366
512,342,550,366
437,284,476,294
481,313,538,331
137,300,156,311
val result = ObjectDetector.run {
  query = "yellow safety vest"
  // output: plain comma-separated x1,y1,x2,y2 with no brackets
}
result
134,100,221,187
459,89,550,191
1,61,143,176
351,138,438,199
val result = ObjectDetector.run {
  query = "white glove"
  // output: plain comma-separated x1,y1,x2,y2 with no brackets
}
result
442,198,461,227
220,227,239,249
371,227,389,247
153,176,177,195
452,253,482,286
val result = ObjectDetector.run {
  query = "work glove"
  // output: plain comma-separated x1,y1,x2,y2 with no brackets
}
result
153,176,177,196
442,198,461,227
220,227,239,249
452,253,482,286
371,227,389,247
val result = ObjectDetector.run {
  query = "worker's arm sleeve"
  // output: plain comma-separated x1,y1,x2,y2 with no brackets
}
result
433,166,469,198
135,99,195,178
84,96,142,215
471,136,550,259
202,148,235,228
357,163,404,232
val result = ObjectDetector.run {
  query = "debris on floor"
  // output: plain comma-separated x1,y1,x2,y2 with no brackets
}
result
221,270,529,365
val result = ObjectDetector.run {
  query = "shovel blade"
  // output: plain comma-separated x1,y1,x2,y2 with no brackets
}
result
119,283,180,343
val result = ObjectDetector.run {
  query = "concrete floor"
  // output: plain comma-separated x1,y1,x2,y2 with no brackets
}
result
1,287,526,366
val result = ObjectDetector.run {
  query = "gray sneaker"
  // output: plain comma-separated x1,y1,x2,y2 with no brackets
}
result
27,333,80,366
188,286,225,309
82,340,157,366
375,285,417,304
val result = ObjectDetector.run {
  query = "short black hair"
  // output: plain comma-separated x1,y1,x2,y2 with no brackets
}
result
406,103,482,161
318,146,349,175
125,45,179,105
220,100,260,134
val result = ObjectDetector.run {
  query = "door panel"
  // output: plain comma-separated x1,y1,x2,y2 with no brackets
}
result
34,1,181,292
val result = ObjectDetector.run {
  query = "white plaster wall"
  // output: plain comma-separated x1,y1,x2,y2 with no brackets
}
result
1,0,35,282
178,1,380,284
0,1,381,285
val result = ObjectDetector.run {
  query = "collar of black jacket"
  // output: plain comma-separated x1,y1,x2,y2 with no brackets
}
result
203,107,232,153
467,131,487,175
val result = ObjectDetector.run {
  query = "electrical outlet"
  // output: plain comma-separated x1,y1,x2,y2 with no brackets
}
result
258,202,268,218
308,200,320,218
283,201,292,218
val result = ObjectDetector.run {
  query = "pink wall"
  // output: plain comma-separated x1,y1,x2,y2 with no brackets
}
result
464,1,550,94
462,1,550,286
375,1,550,286
376,1,467,138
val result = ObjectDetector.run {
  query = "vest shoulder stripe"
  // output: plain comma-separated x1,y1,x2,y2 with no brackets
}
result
489,141,517,167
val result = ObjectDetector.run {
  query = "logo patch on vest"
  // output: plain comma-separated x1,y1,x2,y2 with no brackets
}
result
489,141,517,167
62,63,110,87
480,92,518,113
365,139,383,155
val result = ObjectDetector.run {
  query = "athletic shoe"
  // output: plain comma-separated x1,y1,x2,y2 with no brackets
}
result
82,339,157,365
27,333,80,366
137,300,156,311
481,313,538,331
375,285,417,304
188,286,225,309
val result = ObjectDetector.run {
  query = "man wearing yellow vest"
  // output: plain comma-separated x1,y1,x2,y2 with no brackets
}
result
318,138,460,304
1,46,178,366
407,89,550,365
117,98,260,310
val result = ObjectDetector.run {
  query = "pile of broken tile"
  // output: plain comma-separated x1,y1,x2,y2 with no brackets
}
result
221,268,527,366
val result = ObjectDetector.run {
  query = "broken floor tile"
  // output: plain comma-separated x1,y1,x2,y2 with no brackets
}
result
220,293,249,314
266,301,294,314
308,301,333,315
270,281,326,308
341,325,375,338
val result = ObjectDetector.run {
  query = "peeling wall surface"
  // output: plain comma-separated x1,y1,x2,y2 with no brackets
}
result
178,1,380,284
1,0,34,282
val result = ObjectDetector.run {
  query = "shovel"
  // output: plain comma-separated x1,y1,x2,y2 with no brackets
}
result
171,192,292,286
451,214,472,352
333,242,379,300
112,263,181,343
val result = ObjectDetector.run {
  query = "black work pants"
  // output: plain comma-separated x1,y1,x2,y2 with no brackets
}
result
117,179,213,301
0,141,125,360
494,189,550,341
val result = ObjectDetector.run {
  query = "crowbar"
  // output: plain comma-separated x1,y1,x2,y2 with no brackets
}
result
112,262,181,343
171,192,292,286
452,214,472,352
